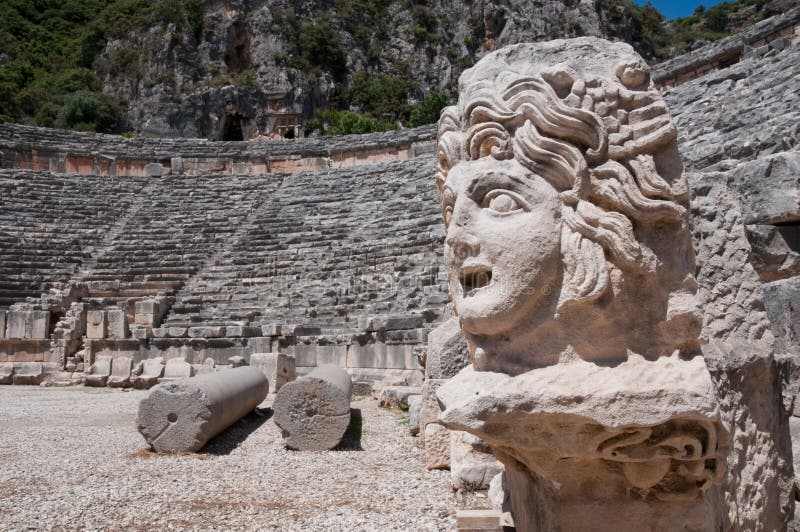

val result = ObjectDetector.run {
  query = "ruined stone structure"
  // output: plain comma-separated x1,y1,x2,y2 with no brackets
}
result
653,6,800,88
1,10,800,527
434,38,729,531
137,365,269,452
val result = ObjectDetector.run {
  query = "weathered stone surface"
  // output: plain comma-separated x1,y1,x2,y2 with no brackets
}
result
161,358,194,381
423,422,450,470
272,365,352,451
704,340,794,531
249,352,296,393
0,364,15,384
455,510,504,532
420,378,446,443
733,152,800,225
86,310,106,340
131,357,164,390
144,162,170,177
689,170,775,344
408,394,422,436
84,355,111,387
744,224,800,282
359,315,424,332
106,309,128,339
6,311,26,339
488,472,515,528
763,277,800,356
26,311,49,339
12,362,44,385
137,366,268,453
425,316,469,380
107,356,133,388
665,43,800,173
377,385,422,408
435,38,726,531
450,431,503,491
188,326,224,339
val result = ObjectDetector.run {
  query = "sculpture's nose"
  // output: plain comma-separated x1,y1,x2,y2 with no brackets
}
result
446,229,480,260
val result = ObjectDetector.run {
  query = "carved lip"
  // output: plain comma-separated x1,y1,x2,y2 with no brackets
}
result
459,264,493,295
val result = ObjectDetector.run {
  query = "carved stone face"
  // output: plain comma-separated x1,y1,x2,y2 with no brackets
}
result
442,156,562,337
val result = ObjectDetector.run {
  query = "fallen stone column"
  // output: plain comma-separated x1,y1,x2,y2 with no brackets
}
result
272,365,352,451
137,366,268,453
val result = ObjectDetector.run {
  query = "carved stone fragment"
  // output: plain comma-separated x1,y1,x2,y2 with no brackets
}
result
434,38,728,531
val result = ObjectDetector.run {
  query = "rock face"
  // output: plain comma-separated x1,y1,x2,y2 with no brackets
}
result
434,38,727,531
93,0,657,139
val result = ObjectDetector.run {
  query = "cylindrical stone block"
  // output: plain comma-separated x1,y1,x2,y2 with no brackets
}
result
137,366,268,453
272,365,353,451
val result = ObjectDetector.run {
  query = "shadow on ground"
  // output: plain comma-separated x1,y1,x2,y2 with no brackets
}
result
202,407,273,455
336,408,364,451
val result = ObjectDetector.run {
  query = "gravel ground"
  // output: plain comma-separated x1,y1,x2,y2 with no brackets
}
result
0,386,486,531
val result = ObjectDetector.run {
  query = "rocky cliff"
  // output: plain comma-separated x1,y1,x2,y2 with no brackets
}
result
94,0,673,139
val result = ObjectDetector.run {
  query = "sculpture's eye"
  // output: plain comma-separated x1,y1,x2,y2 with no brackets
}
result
483,190,525,215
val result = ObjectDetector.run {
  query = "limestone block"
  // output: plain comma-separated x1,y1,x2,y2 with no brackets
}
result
0,364,15,384
171,156,183,173
137,366,268,453
377,385,422,408
228,355,246,367
439,359,727,530
151,328,169,339
12,362,44,385
273,365,352,451
450,431,504,491
131,357,164,390
6,311,27,339
262,323,282,336
86,310,106,339
455,510,503,532
144,162,170,177
85,356,112,387
733,152,800,225
425,316,469,379
359,315,423,332
188,326,224,339
285,324,321,336
408,394,423,436
250,352,296,393
420,378,446,441
106,309,128,339
488,472,515,528
763,277,800,355
167,327,188,338
0,310,6,339
24,310,49,339
196,357,216,375
161,358,195,381
424,422,450,470
347,342,416,370
131,327,151,340
107,356,133,388
134,299,166,327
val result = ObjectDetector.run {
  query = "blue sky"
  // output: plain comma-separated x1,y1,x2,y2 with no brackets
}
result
635,0,729,19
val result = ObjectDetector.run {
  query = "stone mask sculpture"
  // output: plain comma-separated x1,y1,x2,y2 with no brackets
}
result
435,38,729,531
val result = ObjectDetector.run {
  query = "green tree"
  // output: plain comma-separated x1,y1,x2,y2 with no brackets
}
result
409,90,450,127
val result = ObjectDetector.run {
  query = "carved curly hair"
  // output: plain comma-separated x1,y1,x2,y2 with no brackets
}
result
436,60,692,312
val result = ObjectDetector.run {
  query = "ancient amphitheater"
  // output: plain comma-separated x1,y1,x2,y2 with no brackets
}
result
2,7,800,531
